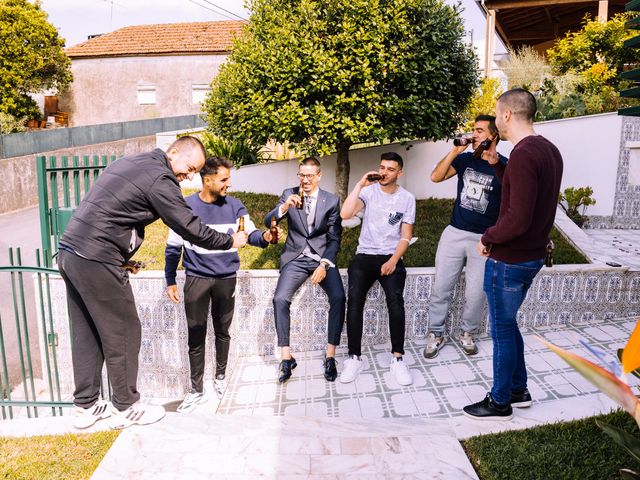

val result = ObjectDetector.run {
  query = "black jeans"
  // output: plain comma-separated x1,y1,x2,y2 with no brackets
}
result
184,275,237,392
58,250,141,411
346,254,407,357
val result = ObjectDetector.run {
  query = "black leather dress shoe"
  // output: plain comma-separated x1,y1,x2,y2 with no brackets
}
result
323,356,338,382
278,357,297,383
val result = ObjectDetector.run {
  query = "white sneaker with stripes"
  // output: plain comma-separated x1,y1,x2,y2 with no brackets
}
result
177,390,207,413
73,399,115,429
109,402,165,430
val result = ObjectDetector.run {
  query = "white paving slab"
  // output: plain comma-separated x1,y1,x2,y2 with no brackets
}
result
91,414,479,480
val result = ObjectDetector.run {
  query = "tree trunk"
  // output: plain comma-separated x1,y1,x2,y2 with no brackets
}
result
335,140,352,204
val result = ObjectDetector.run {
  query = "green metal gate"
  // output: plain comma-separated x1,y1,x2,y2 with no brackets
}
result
36,155,116,268
0,248,72,419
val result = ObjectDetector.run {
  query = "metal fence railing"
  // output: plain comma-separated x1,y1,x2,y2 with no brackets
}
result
0,248,73,419
36,154,116,268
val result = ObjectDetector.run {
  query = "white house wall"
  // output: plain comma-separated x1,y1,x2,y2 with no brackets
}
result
226,113,621,217
59,54,227,127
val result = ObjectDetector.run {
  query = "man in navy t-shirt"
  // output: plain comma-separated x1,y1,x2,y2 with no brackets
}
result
423,115,507,359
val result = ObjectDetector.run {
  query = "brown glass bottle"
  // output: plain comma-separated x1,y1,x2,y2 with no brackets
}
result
269,216,278,244
544,240,554,267
473,134,499,158
238,216,245,232
367,173,382,182
453,137,472,147
297,186,305,210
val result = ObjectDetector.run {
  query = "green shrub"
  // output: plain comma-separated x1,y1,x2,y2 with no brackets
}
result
0,112,27,135
559,186,597,227
181,131,271,167
502,45,551,91
461,77,503,132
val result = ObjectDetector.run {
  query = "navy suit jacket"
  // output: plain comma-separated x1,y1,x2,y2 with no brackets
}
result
264,187,342,268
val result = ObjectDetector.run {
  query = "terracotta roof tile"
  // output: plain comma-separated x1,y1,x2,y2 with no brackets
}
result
66,20,246,58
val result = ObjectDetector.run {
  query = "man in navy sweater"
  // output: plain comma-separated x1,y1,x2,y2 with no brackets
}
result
463,88,563,421
165,156,281,413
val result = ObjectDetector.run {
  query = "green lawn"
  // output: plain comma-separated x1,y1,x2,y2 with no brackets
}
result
0,430,119,480
135,192,588,270
462,409,640,480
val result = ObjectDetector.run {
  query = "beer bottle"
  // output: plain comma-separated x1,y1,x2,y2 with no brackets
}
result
544,240,554,268
269,216,278,245
238,216,245,232
367,173,382,182
453,137,472,147
297,186,305,210
473,133,499,158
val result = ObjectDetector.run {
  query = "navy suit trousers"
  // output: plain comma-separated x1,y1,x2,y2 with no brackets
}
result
273,256,346,347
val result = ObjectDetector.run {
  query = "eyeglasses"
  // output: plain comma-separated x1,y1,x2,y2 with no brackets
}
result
297,173,317,180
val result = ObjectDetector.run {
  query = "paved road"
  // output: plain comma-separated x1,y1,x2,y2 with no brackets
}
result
0,206,44,389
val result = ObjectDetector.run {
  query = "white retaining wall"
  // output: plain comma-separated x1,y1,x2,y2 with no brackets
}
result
216,113,621,217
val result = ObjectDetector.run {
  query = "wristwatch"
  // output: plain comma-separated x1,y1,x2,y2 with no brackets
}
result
320,261,330,271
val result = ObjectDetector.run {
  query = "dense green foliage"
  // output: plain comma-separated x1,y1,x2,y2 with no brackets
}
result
463,409,640,480
135,193,588,270
547,13,640,86
204,0,478,199
503,14,640,121
461,77,503,132
0,0,72,127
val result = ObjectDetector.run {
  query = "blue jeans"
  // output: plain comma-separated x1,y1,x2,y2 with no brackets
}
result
484,258,543,405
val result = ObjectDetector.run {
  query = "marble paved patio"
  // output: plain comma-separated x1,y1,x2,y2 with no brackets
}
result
1,316,636,479
214,317,633,421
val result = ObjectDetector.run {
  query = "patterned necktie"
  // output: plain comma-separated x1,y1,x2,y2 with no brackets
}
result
304,196,314,229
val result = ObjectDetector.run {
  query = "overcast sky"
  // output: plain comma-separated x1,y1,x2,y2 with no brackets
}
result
40,0,250,46
39,0,504,55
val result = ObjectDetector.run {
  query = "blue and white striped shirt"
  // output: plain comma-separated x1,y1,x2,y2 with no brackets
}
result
164,193,267,285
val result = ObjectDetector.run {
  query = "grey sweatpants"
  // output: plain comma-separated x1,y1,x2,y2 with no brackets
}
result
428,225,487,335
58,250,141,411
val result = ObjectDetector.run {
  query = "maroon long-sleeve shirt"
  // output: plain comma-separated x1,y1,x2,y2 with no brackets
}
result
481,135,563,263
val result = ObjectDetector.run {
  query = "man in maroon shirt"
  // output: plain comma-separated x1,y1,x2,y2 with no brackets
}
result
463,88,563,420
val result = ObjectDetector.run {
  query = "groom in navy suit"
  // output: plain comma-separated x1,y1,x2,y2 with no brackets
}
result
265,157,345,383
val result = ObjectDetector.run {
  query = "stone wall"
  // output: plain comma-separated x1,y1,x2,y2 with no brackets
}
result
0,136,156,214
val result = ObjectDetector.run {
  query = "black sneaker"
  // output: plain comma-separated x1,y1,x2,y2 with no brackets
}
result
463,393,513,421
510,389,532,408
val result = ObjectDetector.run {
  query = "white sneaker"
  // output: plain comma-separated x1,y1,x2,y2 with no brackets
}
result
177,390,208,413
339,355,363,383
214,375,227,399
110,402,166,430
73,399,115,429
390,356,413,386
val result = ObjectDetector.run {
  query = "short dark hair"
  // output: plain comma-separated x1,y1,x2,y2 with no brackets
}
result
475,114,498,136
380,151,403,169
299,156,321,170
200,156,233,177
497,88,537,123
168,135,207,159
